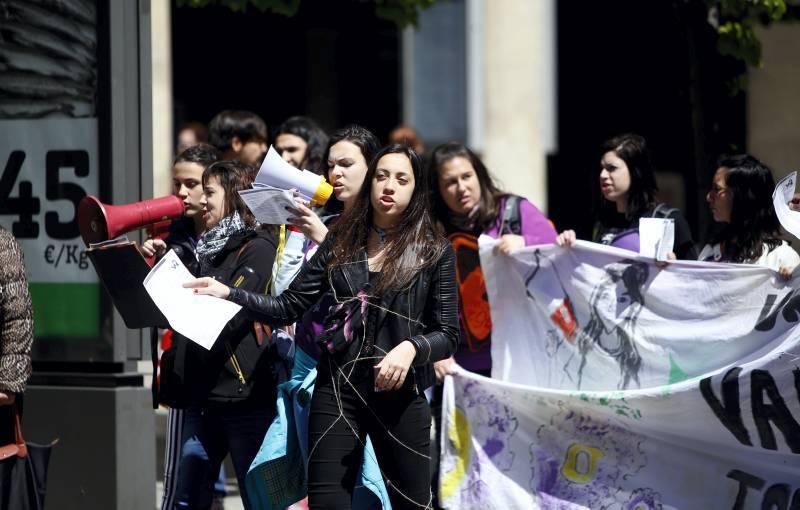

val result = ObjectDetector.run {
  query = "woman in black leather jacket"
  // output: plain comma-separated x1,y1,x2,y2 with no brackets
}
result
187,144,459,510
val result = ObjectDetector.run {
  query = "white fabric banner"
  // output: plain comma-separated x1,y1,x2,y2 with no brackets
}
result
440,241,800,509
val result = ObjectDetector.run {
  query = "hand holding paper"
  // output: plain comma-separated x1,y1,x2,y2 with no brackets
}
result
238,186,296,225
639,217,674,261
143,250,241,349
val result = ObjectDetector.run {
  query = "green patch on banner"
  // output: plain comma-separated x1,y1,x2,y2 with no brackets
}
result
668,354,689,384
29,282,99,338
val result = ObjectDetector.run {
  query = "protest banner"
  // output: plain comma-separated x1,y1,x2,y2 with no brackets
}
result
440,241,800,509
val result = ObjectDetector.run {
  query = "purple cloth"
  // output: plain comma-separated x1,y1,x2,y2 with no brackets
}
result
609,229,639,252
596,226,641,253
292,217,340,361
452,195,556,373
294,293,332,361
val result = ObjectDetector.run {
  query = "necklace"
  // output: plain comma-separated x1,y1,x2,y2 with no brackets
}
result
371,224,387,245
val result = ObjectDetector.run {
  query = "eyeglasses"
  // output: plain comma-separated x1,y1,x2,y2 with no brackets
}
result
708,186,728,197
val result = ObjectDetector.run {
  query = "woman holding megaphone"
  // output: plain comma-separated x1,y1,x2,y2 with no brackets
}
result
270,125,379,295
185,144,459,510
284,125,380,245
285,125,381,362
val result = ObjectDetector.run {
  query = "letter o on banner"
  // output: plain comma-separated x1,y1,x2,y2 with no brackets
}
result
561,443,605,484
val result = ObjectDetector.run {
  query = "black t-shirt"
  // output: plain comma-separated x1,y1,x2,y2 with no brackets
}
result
594,204,697,260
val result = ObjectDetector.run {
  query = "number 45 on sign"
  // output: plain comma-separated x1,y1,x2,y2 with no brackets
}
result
1,150,90,240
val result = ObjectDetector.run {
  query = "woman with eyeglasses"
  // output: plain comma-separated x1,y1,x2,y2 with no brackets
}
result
700,154,799,274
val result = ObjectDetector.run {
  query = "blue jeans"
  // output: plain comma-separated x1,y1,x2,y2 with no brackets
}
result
174,404,275,509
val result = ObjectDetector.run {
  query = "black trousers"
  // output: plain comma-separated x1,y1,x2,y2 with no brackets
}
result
307,357,431,510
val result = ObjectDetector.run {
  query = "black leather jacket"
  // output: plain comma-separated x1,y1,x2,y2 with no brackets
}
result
227,237,460,391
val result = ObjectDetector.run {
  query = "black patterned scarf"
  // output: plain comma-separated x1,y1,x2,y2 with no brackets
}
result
195,211,253,273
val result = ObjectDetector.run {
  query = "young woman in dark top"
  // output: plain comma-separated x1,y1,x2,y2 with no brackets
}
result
557,133,697,259
186,145,459,509
173,160,279,510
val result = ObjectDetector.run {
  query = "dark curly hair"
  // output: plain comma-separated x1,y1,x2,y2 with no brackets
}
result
208,110,267,152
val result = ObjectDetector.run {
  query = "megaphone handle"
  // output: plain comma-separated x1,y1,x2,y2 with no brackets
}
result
142,221,172,267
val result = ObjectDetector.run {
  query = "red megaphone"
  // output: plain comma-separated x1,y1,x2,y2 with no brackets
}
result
78,195,186,245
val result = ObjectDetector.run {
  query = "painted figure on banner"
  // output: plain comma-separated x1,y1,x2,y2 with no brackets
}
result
576,259,648,390
525,248,649,390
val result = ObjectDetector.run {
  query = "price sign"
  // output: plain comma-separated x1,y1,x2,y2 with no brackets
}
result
0,119,100,338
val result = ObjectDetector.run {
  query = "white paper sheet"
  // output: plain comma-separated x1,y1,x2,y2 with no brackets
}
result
255,147,290,186
639,217,674,261
773,170,800,240
238,186,296,225
143,250,242,349
254,146,316,201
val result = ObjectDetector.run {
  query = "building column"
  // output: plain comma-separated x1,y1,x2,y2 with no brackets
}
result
480,0,556,210
748,24,800,180
150,0,173,198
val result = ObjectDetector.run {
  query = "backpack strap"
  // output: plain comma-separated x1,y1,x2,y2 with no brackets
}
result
650,203,677,219
500,195,523,235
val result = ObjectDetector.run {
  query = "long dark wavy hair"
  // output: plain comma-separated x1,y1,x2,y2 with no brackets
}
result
597,133,659,228
328,144,448,294
428,142,504,231
710,154,782,262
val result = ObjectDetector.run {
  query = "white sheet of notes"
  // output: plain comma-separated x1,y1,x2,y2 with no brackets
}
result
639,217,675,261
143,250,242,349
238,186,296,226
773,171,800,240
